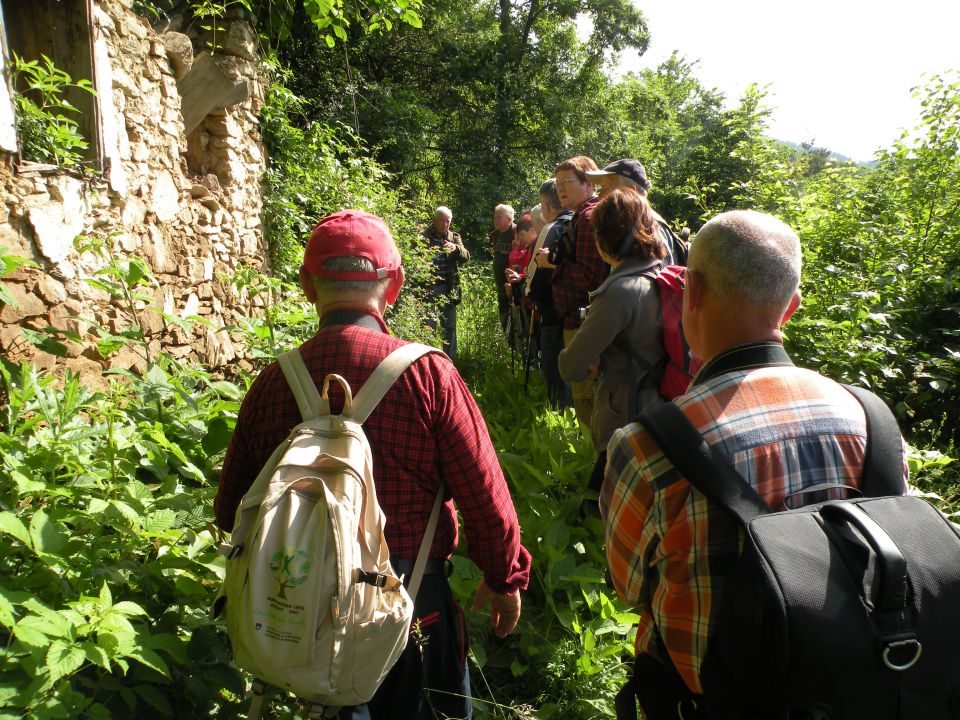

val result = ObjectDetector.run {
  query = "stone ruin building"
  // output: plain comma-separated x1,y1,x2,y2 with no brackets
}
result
0,0,270,379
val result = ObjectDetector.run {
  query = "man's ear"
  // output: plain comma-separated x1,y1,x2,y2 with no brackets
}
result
780,290,801,327
684,268,704,313
300,266,317,303
385,266,404,306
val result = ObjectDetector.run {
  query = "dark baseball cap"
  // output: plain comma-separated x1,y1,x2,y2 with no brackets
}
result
585,159,651,191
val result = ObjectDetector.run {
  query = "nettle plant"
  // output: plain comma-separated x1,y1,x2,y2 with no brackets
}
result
10,54,95,169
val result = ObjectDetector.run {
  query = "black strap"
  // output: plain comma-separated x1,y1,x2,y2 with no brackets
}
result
320,309,384,332
694,342,793,386
841,384,905,497
639,384,905,527
639,402,772,524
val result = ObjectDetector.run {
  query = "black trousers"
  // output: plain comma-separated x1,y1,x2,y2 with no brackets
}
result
339,575,471,720
616,654,706,720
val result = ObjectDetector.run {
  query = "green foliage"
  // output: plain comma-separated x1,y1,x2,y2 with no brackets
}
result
257,59,444,347
785,71,960,447
0,358,249,719
10,54,95,169
133,0,423,50
0,248,37,308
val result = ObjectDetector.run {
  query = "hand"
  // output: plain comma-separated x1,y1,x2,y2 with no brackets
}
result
505,269,520,283
471,580,521,639
534,247,554,269
587,357,601,378
443,241,456,253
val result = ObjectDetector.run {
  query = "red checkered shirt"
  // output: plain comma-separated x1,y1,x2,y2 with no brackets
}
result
551,195,608,328
216,315,531,594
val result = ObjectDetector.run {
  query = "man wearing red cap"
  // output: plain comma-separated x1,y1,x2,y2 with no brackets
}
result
215,209,531,719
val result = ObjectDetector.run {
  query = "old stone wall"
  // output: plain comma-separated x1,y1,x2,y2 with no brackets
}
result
0,0,268,378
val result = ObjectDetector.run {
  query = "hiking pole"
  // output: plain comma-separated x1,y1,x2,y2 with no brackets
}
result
509,301,523,375
524,305,539,391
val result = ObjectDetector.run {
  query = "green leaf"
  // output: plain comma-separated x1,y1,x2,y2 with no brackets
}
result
29,509,68,554
82,640,111,670
201,417,232,456
0,512,31,546
133,684,173,716
142,509,178,534
11,469,46,496
127,647,171,678
0,284,18,307
46,639,86,681
111,601,147,618
13,616,53,648
110,499,142,528
143,632,189,664
19,327,68,357
0,593,15,628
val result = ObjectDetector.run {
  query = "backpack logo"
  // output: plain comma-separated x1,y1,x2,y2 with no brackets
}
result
270,548,310,600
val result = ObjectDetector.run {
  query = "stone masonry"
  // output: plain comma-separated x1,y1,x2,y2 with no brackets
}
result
0,0,268,378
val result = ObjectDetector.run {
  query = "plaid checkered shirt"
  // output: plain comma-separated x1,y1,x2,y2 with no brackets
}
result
551,195,608,328
601,342,909,693
216,316,531,594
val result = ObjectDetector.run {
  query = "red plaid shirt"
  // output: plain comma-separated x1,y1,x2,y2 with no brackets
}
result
215,315,531,594
551,195,608,328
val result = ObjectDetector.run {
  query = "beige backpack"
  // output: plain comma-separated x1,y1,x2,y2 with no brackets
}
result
214,343,442,718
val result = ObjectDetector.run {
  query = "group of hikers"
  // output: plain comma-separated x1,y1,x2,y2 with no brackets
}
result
213,153,916,719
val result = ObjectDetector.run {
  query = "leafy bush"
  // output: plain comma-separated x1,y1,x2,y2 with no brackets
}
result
10,54,95,169
0,358,249,719
785,71,960,450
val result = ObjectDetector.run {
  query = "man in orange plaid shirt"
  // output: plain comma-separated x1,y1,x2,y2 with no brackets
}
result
601,210,907,719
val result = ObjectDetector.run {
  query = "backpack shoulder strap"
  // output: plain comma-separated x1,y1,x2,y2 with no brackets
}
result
841,384,905,497
278,349,328,421
639,402,771,525
351,343,440,424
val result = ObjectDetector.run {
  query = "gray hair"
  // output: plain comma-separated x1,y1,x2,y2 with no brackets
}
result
538,179,560,210
529,205,543,228
494,204,515,220
310,256,391,301
619,175,648,196
434,206,452,220
692,210,801,312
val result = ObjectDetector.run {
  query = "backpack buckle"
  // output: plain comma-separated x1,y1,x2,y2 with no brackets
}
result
356,570,388,587
221,542,244,559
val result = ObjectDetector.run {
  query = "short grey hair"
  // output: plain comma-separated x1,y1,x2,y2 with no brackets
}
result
529,205,543,229
692,210,801,313
434,206,452,220
538,179,560,210
618,175,648,196
310,256,391,300
494,204,515,220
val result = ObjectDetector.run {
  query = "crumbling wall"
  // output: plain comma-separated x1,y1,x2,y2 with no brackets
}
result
0,0,268,377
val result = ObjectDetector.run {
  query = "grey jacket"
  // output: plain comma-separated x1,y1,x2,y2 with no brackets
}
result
558,255,666,452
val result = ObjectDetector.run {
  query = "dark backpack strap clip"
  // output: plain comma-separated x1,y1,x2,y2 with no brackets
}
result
356,570,389,588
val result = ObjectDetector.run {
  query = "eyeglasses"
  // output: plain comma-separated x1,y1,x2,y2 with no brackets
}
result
556,178,582,188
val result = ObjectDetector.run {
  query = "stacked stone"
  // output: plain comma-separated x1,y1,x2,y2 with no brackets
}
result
0,0,269,381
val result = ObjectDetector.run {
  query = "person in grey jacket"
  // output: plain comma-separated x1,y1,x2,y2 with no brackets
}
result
558,188,667,492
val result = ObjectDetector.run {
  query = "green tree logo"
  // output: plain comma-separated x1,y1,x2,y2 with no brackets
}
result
269,548,311,600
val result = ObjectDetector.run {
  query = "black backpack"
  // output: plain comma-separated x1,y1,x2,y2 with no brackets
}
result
639,386,960,720
654,220,689,267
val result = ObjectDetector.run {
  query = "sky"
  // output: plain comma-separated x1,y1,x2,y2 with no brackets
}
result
614,0,960,162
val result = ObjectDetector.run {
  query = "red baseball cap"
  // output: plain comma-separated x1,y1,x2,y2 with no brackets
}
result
303,209,402,281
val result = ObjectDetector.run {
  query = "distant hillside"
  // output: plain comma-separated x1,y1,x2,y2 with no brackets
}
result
776,139,875,167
